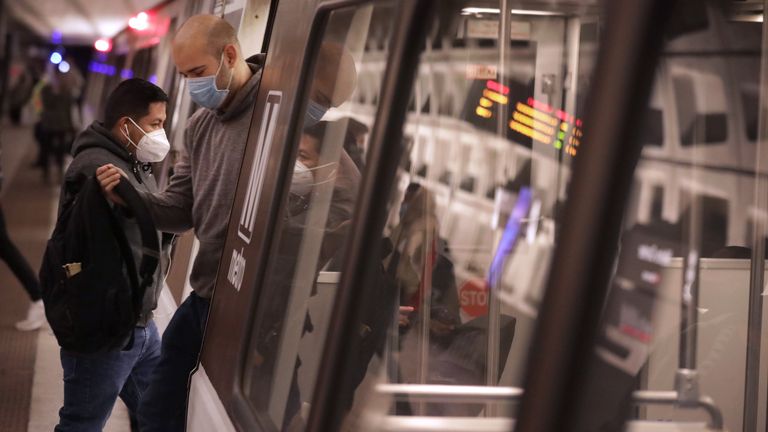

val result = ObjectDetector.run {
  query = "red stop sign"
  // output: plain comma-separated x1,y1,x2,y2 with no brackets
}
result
460,279,489,317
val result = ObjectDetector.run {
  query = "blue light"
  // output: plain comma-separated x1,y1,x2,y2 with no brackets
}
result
487,187,532,287
49,52,63,65
148,74,158,84
51,31,62,44
58,61,70,73
88,61,117,76
120,69,134,79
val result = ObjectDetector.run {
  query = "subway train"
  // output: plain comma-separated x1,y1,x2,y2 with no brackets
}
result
75,0,768,431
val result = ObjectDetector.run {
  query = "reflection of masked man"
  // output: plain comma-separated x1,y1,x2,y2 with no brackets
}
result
287,121,360,235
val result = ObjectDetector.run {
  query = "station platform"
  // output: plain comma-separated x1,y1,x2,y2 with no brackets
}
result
0,122,131,431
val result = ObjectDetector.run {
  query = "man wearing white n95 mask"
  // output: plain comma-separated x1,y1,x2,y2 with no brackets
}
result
54,78,173,432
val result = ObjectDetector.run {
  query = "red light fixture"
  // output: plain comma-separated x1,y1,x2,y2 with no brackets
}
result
94,38,112,53
128,12,150,31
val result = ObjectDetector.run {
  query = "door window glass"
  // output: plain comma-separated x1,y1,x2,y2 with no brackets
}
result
240,4,395,430
334,2,603,428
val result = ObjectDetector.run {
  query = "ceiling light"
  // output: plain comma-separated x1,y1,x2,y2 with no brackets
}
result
49,52,62,65
731,13,763,22
128,12,150,31
94,38,112,52
58,61,70,73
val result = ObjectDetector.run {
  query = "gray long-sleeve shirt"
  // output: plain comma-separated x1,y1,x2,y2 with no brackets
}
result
142,58,264,298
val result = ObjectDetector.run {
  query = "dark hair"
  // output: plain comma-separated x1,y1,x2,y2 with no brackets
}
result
302,120,338,155
104,78,168,129
303,120,331,141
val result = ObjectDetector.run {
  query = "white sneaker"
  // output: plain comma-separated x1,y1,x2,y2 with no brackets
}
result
15,300,46,331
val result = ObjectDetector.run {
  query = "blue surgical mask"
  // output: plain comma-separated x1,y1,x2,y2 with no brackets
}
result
187,53,234,109
305,100,328,126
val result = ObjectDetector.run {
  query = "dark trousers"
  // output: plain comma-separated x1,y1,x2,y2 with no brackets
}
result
0,205,41,301
40,129,70,181
138,292,209,432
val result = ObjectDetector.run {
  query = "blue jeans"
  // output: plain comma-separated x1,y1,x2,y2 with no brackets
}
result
55,321,161,432
138,292,209,432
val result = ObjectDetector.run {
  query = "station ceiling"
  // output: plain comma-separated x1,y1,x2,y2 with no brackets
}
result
5,0,161,45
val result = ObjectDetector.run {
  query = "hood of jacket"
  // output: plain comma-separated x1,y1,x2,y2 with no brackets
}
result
214,54,266,122
71,121,135,164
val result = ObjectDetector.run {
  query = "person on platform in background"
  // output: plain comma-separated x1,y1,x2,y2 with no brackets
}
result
39,68,74,183
0,141,46,331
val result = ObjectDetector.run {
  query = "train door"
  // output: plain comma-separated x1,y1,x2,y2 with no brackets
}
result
199,0,602,429
197,0,768,431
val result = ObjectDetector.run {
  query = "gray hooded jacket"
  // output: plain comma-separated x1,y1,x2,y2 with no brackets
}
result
139,56,265,298
61,122,172,326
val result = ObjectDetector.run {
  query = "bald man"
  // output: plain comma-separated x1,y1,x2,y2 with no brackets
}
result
96,14,357,432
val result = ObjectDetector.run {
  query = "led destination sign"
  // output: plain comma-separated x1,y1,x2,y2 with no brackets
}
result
469,79,583,156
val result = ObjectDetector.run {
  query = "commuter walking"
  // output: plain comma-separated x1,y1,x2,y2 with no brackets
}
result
0,142,46,331
39,70,74,183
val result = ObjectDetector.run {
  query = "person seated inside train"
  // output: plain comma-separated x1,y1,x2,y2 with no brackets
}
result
96,14,357,432
55,78,172,432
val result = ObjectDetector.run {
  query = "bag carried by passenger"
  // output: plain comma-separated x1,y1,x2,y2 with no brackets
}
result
39,175,159,353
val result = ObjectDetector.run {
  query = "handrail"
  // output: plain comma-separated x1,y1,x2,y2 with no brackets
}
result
375,384,524,403
631,390,724,430
378,416,514,432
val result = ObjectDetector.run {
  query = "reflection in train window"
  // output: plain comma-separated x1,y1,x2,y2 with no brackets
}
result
335,3,603,428
673,74,728,146
643,107,663,147
459,176,476,193
678,191,730,257
239,3,395,429
742,87,759,141
650,185,663,221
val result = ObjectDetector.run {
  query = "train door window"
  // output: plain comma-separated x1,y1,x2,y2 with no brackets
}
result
535,4,768,430
240,3,396,430
672,73,728,146
331,1,602,428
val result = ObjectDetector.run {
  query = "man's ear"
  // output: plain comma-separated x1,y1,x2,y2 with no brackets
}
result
118,117,130,135
223,43,238,67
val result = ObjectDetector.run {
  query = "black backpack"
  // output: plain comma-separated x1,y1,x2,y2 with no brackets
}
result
40,175,159,353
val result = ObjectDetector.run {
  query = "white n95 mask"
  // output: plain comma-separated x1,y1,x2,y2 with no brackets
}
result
123,118,171,163
290,161,314,196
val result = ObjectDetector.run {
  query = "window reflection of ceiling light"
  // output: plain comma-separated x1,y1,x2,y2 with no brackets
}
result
731,13,763,22
461,7,563,16
461,7,500,15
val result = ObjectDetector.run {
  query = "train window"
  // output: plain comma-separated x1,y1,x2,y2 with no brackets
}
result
572,5,768,429
239,3,396,429
672,74,728,146
332,1,603,429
